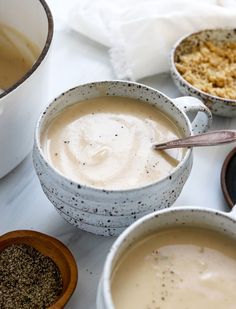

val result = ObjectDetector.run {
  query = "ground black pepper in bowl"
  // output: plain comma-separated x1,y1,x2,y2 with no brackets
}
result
0,243,63,309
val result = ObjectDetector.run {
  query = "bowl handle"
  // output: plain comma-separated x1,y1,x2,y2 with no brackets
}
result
172,96,212,135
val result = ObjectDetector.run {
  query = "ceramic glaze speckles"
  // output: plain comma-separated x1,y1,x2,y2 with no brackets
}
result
170,29,236,118
33,81,212,236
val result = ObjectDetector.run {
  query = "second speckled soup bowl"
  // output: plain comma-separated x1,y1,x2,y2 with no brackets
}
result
96,205,236,308
33,81,212,236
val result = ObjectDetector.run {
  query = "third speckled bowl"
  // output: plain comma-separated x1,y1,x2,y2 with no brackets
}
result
170,29,236,118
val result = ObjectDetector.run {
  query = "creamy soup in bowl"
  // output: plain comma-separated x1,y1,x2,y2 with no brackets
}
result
33,81,211,236
42,96,185,190
112,227,236,309
97,206,236,308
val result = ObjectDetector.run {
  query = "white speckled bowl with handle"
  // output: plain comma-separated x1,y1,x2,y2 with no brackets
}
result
97,205,236,308
33,81,212,236
170,29,236,118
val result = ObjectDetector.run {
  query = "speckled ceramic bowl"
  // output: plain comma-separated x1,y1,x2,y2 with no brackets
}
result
97,205,236,308
33,81,212,236
170,29,236,118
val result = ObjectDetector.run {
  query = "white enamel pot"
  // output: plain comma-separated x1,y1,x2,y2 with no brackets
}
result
97,205,236,308
33,81,212,236
0,0,53,178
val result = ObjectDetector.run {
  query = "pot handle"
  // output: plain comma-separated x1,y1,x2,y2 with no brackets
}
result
172,96,212,135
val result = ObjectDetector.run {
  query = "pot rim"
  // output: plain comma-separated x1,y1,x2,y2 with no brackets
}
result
0,0,54,100
34,80,192,194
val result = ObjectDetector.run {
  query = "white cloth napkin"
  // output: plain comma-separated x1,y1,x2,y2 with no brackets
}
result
68,0,236,80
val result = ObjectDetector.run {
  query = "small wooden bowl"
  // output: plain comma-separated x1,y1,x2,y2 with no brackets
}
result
0,230,78,308
221,147,236,209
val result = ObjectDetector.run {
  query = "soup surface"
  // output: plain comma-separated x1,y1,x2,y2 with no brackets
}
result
111,227,236,309
0,24,40,90
42,96,184,190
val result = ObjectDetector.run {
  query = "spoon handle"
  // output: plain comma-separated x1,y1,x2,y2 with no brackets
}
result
153,130,236,150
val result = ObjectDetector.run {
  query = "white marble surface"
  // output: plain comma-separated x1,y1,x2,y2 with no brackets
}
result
1,1,236,308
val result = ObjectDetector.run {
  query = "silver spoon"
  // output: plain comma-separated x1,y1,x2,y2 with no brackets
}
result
153,130,236,150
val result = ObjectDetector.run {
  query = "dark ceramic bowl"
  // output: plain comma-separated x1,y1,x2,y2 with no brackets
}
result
170,29,236,118
221,147,236,209
0,230,78,308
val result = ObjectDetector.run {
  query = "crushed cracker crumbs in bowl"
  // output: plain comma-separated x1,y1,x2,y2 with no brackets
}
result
170,29,236,118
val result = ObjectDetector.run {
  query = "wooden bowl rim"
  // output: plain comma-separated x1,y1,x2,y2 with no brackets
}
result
221,147,236,209
0,230,78,308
